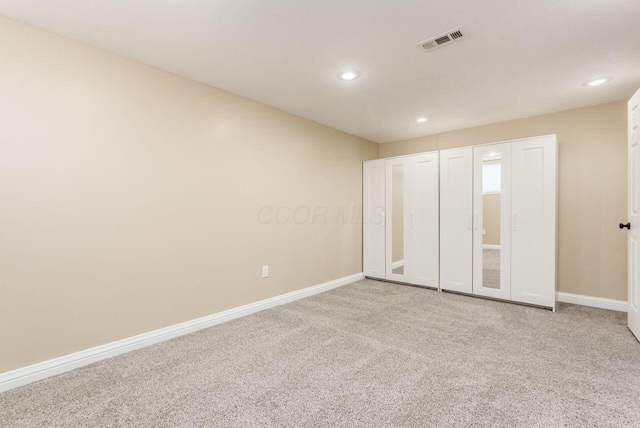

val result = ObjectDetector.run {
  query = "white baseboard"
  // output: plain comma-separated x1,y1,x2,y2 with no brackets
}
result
482,244,501,250
0,272,364,393
391,260,405,269
557,292,628,312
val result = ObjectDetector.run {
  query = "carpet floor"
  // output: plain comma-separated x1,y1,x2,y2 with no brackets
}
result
1,279,639,427
482,248,501,289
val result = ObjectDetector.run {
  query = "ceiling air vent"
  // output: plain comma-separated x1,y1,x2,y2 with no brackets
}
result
418,26,469,52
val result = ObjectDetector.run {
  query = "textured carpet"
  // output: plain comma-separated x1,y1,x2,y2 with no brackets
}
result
482,248,501,289
1,279,639,427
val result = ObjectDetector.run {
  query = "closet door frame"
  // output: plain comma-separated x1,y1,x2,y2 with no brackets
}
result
627,90,640,339
385,156,412,283
411,152,440,288
363,159,386,279
472,143,512,300
440,147,474,293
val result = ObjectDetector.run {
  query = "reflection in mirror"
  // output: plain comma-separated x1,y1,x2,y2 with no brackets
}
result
482,152,501,289
392,164,405,275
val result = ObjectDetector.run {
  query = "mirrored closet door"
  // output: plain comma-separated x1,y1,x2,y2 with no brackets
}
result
363,153,439,285
473,143,511,300
385,157,411,282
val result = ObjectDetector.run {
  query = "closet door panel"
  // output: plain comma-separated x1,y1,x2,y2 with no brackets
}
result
440,148,473,293
363,160,385,279
511,136,557,308
386,157,411,282
473,144,511,300
412,152,439,288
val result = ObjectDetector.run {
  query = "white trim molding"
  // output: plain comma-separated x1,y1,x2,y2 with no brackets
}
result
391,260,405,270
0,272,364,393
557,292,628,312
482,244,501,250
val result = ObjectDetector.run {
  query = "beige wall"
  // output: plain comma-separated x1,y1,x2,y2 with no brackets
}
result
380,101,628,301
0,14,629,375
0,16,378,373
483,194,501,246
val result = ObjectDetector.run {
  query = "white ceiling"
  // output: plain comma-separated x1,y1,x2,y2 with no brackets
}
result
2,0,640,143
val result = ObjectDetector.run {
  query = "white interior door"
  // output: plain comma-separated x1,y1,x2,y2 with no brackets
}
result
627,89,640,340
411,152,439,288
386,157,411,282
511,135,557,309
363,159,385,279
473,143,511,300
440,148,473,293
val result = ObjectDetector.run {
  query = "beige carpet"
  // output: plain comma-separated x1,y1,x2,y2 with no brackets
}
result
482,248,501,289
1,279,640,427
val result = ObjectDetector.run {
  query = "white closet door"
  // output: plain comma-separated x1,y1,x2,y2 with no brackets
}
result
473,143,511,300
411,152,439,288
511,136,557,309
363,159,385,279
628,89,640,340
386,157,411,283
440,148,473,293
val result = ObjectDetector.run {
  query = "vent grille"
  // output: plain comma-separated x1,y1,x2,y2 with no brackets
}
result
418,26,469,52
421,40,437,50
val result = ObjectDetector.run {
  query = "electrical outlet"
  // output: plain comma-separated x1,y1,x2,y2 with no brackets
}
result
262,265,269,278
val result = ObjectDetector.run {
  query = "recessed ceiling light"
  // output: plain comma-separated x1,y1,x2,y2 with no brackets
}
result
338,70,360,81
416,118,428,123
583,77,612,87
489,152,497,156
